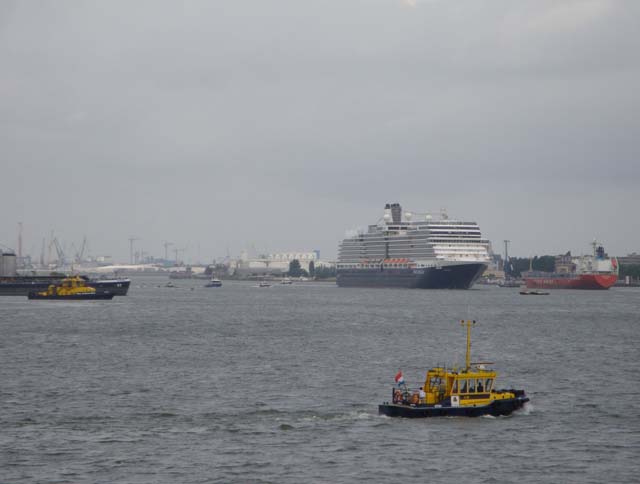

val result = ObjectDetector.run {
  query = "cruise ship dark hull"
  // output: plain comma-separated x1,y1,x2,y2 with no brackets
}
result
336,263,487,289
0,277,130,296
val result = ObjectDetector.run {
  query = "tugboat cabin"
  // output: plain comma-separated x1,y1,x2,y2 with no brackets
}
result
420,367,496,406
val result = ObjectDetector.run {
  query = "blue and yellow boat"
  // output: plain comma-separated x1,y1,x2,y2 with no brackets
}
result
379,320,529,418
28,276,114,300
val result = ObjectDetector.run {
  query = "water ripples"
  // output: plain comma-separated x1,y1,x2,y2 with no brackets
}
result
1,281,639,483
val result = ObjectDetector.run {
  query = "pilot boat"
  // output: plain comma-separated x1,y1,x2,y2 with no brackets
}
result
378,320,529,418
28,276,114,300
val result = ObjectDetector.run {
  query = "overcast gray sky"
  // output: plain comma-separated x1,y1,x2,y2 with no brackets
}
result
1,0,639,262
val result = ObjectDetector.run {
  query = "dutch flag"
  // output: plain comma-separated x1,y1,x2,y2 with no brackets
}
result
395,371,404,385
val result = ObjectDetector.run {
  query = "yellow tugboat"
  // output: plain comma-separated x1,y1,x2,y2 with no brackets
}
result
28,276,114,300
379,320,529,418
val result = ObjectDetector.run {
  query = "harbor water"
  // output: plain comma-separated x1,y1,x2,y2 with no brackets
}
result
1,280,639,483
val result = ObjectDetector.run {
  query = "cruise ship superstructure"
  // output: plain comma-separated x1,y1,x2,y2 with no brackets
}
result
337,203,490,289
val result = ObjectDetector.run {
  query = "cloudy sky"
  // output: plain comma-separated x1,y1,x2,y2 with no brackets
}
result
1,0,638,262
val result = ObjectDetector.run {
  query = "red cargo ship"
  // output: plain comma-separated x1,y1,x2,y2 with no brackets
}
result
523,243,618,290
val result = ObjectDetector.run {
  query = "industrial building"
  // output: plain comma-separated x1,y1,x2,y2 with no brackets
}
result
0,250,17,277
618,253,640,266
232,250,328,276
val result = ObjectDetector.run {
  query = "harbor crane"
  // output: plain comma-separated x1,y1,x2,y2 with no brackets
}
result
70,237,88,264
50,237,65,266
76,236,87,263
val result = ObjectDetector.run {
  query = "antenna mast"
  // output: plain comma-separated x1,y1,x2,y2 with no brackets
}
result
461,320,476,371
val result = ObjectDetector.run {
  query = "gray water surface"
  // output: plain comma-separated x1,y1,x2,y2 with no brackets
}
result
2,280,639,483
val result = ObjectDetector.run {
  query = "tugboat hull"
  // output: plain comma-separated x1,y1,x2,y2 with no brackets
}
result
28,292,115,300
379,394,529,418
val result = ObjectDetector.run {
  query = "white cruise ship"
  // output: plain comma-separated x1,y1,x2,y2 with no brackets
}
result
337,203,490,289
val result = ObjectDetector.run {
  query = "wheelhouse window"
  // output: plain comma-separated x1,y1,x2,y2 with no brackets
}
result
476,379,484,392
485,379,493,392
460,379,467,393
452,380,458,394
468,379,475,392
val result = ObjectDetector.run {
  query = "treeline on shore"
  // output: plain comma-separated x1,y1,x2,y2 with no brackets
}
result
619,264,640,279
288,259,336,279
507,256,555,277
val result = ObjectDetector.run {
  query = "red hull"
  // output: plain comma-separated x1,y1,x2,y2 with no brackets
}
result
524,274,617,290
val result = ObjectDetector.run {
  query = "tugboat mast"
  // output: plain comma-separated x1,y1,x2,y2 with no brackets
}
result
461,320,476,371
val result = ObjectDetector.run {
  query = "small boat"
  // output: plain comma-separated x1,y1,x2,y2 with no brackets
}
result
258,281,271,288
165,282,176,288
280,277,293,285
498,279,521,288
378,320,529,418
205,278,222,288
28,276,114,300
520,290,549,295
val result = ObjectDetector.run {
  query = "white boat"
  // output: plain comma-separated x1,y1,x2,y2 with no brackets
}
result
280,277,293,285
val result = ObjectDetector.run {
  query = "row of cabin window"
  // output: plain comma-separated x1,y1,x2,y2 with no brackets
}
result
452,378,493,394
